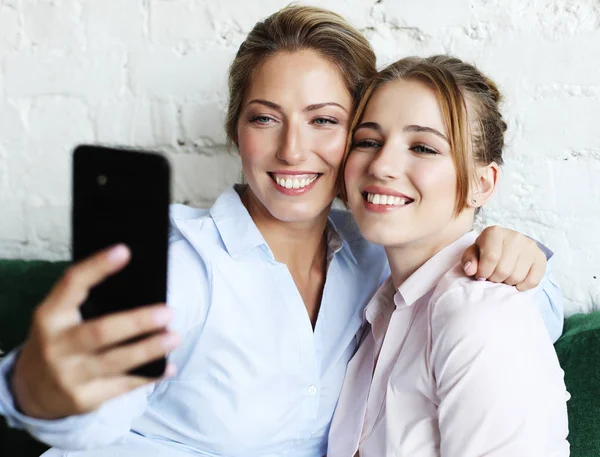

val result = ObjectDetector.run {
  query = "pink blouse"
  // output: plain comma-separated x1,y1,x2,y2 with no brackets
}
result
328,231,570,457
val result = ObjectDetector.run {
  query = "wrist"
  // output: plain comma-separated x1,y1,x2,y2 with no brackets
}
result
10,352,46,419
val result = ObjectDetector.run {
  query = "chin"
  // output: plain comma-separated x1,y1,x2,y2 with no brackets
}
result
354,220,405,247
266,200,331,224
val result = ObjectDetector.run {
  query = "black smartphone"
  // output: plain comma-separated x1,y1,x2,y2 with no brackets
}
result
72,144,170,378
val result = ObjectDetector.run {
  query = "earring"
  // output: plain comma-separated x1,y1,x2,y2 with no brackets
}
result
471,197,477,204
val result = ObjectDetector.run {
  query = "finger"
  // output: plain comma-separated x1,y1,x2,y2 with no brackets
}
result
502,255,530,286
58,304,172,354
486,247,520,283
461,245,480,277
92,331,180,378
74,364,177,413
43,245,131,317
73,375,157,413
515,256,546,292
473,243,503,280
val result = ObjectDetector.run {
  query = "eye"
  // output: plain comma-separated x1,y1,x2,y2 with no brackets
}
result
353,139,381,149
411,144,438,155
250,115,275,125
312,117,338,126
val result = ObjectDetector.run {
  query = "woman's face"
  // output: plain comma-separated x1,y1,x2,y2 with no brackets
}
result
344,78,466,249
236,50,353,224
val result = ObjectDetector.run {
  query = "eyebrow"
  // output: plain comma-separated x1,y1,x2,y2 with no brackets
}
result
247,99,347,113
355,122,449,143
405,124,449,143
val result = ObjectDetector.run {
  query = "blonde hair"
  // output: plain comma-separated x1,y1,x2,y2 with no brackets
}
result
340,55,507,216
225,5,377,148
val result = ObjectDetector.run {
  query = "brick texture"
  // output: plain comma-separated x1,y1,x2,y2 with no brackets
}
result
0,0,597,315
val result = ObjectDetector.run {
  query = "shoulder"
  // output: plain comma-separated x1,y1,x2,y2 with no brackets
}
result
169,203,212,238
167,203,217,272
429,264,541,347
166,204,215,333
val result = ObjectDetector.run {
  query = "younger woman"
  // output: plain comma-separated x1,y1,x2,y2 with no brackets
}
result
328,56,569,456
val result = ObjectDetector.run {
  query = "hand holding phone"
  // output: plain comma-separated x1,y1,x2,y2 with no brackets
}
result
11,145,177,421
72,145,172,377
12,245,179,420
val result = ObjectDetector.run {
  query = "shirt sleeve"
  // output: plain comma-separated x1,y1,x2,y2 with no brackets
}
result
532,242,564,342
0,350,153,449
430,283,570,457
0,233,211,450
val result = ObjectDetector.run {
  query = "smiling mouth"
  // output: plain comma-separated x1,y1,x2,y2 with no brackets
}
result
268,172,322,190
362,191,414,207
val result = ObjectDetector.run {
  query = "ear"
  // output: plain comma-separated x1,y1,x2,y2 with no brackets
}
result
468,162,499,208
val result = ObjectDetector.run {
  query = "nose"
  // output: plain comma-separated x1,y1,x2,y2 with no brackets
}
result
276,121,307,165
367,143,402,180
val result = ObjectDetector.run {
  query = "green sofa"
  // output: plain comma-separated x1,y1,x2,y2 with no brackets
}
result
0,259,599,456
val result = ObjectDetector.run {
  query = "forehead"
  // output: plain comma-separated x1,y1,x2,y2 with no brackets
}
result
244,50,353,107
361,78,448,133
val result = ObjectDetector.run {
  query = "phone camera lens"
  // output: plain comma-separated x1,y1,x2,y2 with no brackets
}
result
97,175,108,186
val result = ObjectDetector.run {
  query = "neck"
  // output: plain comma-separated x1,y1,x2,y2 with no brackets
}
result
385,218,473,289
241,188,330,276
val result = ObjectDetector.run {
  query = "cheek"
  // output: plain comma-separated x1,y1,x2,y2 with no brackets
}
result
412,161,458,201
344,153,367,190
237,125,277,164
311,128,348,168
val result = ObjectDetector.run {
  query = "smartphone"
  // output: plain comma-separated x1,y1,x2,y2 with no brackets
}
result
72,144,170,377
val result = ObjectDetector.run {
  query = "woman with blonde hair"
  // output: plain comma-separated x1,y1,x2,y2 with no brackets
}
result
329,55,569,456
1,7,563,457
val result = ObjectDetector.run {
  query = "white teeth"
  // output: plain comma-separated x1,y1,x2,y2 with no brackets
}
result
366,193,411,206
273,175,318,190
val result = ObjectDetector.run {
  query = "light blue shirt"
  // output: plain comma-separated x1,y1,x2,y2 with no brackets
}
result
0,186,564,457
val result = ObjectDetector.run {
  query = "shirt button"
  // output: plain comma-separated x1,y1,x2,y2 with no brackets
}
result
307,385,318,395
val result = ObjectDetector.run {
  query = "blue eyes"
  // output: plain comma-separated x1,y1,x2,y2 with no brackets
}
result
249,116,338,126
411,144,438,155
250,115,273,124
312,117,338,125
353,139,381,148
353,140,438,155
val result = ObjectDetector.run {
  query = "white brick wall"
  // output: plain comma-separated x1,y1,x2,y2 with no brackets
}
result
0,0,598,316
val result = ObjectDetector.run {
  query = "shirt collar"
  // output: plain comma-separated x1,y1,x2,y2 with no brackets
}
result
326,212,358,265
364,275,397,324
395,230,478,308
208,185,269,258
175,185,353,262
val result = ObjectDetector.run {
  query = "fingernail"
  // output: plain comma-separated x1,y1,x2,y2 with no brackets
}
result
477,277,487,281
108,244,129,262
463,262,472,274
153,307,172,325
164,363,177,378
162,333,180,349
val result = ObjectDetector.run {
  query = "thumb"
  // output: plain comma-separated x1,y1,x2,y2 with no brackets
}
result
461,244,479,277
